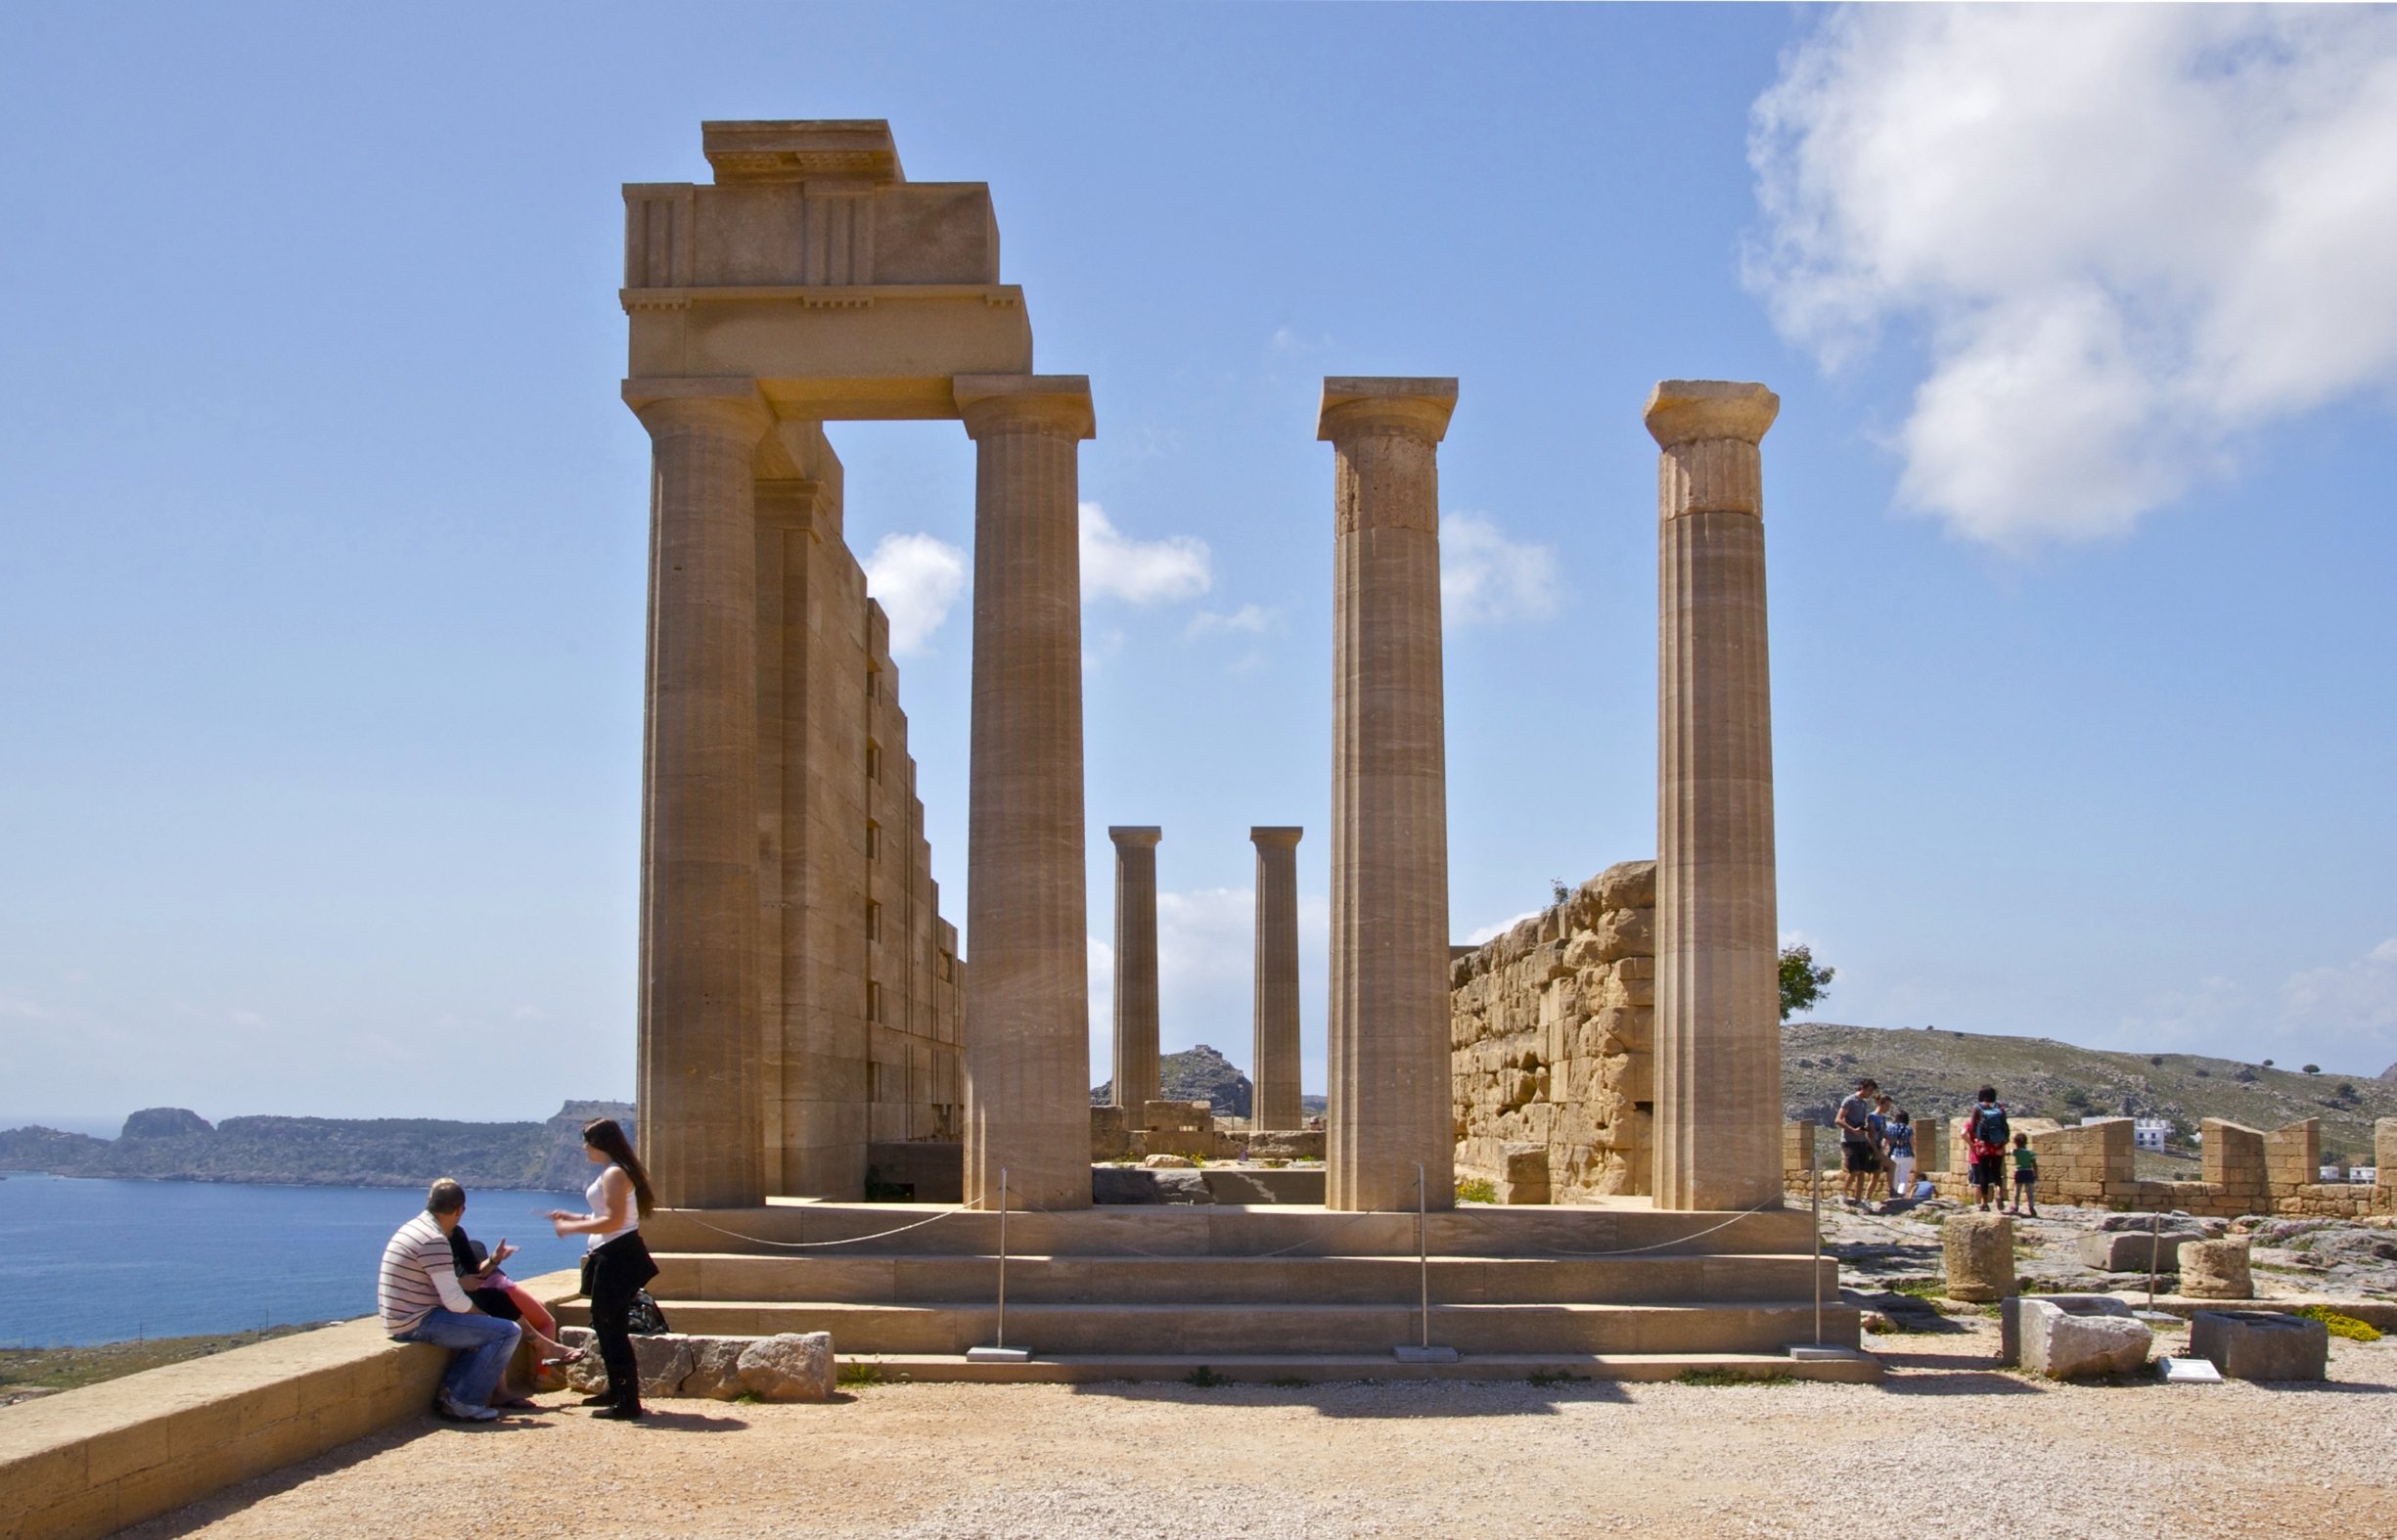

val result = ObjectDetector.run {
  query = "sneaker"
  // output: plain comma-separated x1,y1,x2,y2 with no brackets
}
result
592,1402,645,1421
435,1395,500,1423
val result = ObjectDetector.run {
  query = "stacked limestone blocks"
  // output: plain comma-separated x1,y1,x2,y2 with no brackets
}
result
2380,1119,2397,1215
2178,1238,2255,1300
1450,861,1657,1200
1942,1212,2015,1302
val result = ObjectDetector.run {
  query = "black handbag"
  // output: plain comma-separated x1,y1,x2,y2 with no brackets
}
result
626,1290,672,1336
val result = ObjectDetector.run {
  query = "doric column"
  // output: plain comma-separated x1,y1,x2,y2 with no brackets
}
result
626,377,776,1210
1647,380,1783,1212
957,374,1097,1211
1249,826,1304,1132
1319,378,1458,1213
1108,827,1163,1116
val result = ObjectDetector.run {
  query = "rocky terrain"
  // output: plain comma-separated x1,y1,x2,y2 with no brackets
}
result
1092,1045,1254,1117
1786,1020,2397,1164
0,1101,633,1190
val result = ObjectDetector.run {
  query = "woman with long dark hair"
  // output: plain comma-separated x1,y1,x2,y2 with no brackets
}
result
548,1117,658,1420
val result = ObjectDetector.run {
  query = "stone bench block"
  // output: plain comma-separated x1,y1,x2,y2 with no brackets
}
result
2177,1239,2253,1300
1999,1293,2135,1367
2016,1298,2152,1380
2190,1310,2328,1382
2076,1231,2194,1272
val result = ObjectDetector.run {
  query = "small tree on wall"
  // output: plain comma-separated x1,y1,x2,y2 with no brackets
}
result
1780,944,1835,1021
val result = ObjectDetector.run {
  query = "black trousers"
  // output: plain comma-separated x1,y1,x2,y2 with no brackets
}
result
582,1233,657,1406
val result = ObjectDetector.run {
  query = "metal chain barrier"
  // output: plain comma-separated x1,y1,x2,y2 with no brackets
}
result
675,1198,986,1250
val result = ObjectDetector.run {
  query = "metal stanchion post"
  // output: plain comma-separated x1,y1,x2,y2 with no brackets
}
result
1394,1162,1456,1363
967,1166,1030,1363
1812,1146,1824,1345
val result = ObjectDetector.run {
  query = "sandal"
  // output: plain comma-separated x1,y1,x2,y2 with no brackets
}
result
543,1347,589,1367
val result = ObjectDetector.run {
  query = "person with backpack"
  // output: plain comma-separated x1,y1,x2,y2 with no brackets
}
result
1883,1109,1918,1202
2010,1131,2041,1217
1834,1077,1880,1208
1967,1087,2012,1212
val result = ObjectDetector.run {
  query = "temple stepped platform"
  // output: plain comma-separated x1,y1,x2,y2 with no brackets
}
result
551,1200,1873,1382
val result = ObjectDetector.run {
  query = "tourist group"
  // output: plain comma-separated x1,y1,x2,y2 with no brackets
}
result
1833,1080,2040,1217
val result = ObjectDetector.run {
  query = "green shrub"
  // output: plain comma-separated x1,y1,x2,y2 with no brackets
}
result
837,1361,894,1387
1185,1365,1228,1387
1677,1368,1792,1387
1456,1177,1499,1204
2297,1306,2383,1342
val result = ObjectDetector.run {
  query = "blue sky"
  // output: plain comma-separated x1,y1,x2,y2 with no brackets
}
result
4,4,2395,1131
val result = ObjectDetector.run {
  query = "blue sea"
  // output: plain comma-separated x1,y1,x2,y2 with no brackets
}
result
0,1173,596,1347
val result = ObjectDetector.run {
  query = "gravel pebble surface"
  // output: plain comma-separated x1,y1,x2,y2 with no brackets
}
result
124,1321,2397,1539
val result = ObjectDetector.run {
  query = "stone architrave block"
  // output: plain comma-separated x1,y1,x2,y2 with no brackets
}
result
2017,1298,2152,1380
2178,1239,2253,1300
1942,1213,2015,1301
2076,1232,2191,1273
2190,1311,2329,1382
1998,1293,2135,1367
737,1332,837,1401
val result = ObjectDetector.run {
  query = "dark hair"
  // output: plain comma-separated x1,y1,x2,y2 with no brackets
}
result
582,1118,656,1217
1977,1086,1998,1103
1856,1077,1877,1091
426,1178,465,1215
1895,1110,1911,1126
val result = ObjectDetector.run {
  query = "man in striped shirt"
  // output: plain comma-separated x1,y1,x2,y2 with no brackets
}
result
379,1179,521,1422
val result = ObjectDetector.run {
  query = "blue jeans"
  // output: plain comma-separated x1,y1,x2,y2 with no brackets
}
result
396,1309,521,1409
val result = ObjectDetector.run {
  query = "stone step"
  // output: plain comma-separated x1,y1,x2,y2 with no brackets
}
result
647,1251,1839,1306
553,1298,1859,1356
643,1201,1816,1259
838,1348,1882,1384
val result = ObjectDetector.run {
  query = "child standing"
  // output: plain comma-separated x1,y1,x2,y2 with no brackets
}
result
2010,1131,2040,1217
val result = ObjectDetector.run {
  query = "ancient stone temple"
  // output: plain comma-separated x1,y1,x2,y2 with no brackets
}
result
612,119,1861,1383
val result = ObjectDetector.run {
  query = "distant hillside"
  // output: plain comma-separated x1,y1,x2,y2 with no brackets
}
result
1094,1045,1253,1117
1786,1022,2397,1162
0,1101,635,1190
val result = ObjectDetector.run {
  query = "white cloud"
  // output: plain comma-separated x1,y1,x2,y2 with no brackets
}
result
1747,7,2397,550
1184,604,1278,641
1465,910,1540,946
1080,503,1211,605
2280,938,2397,1069
1441,514,1562,628
861,533,968,657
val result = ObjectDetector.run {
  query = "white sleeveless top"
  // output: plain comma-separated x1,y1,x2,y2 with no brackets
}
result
586,1168,641,1250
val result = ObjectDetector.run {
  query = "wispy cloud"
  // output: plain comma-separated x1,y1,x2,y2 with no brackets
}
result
1442,514,1562,628
862,532,969,657
1080,504,1211,605
1746,7,2397,550
1184,603,1279,642
1465,910,1540,946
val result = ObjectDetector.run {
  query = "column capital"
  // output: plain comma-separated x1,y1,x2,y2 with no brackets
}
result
623,376,776,441
1642,380,1778,449
754,477,835,539
1316,377,1457,444
954,375,1096,440
1249,826,1304,848
1108,825,1163,848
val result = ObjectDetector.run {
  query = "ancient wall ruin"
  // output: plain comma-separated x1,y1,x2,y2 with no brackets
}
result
1450,861,1657,1201
1917,1114,2393,1218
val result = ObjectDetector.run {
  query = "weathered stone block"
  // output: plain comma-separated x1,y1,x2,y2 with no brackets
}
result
2075,1231,2192,1273
1499,1142,1551,1204
2177,1239,2253,1300
737,1332,836,1401
633,1335,697,1398
679,1337,747,1400
2017,1299,2151,1380
2190,1310,2328,1382
1942,1213,2014,1301
1999,1292,2135,1367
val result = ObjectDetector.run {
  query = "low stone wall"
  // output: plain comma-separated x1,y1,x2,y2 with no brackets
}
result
1923,1114,2384,1217
1451,861,1656,1201
0,1268,578,1540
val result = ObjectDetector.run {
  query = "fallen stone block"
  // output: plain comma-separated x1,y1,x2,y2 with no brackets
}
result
737,1332,837,1402
1942,1212,2014,1302
680,1336,748,1400
633,1335,697,1398
2190,1311,2329,1382
2177,1239,2253,1300
2076,1232,2190,1273
2018,1298,2152,1380
1999,1293,2135,1367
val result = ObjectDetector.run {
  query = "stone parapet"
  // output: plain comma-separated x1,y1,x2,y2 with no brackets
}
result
1451,861,1657,1201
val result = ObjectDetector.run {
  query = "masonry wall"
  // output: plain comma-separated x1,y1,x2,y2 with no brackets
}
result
1921,1113,2384,1218
1451,862,1656,1201
756,433,963,1200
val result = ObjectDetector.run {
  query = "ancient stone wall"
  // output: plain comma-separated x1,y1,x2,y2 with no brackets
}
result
1924,1114,2378,1218
1450,862,1656,1201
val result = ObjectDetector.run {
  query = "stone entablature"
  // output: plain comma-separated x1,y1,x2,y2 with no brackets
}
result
1450,862,1658,1200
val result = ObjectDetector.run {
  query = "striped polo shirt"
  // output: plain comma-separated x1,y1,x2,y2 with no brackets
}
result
378,1212,475,1335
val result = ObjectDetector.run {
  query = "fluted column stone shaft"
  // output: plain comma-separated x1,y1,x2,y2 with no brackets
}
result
1320,378,1458,1213
958,375,1097,1211
1108,827,1163,1117
1250,826,1304,1132
627,379,775,1210
1648,380,1783,1212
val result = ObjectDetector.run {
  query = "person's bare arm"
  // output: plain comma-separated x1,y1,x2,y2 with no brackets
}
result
550,1168,635,1237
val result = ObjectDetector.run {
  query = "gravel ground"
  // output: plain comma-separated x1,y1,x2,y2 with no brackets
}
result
126,1321,2397,1540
